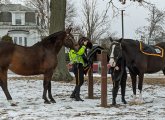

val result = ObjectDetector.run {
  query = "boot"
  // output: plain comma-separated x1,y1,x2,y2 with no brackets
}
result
70,90,76,98
75,94,84,101
70,86,77,98
75,86,84,101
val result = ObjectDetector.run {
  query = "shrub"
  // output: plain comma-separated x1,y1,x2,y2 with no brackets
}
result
1,34,13,43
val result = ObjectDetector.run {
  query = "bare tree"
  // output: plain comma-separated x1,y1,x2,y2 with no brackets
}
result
65,0,76,27
119,0,142,4
136,6,165,43
107,0,153,13
118,0,151,5
25,0,76,36
49,0,74,81
81,0,111,42
25,0,49,36
23,0,77,82
0,0,11,4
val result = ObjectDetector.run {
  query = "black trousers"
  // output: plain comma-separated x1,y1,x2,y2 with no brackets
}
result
73,63,84,86
72,63,84,96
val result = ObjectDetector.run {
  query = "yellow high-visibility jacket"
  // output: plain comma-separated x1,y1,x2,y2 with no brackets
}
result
69,45,86,66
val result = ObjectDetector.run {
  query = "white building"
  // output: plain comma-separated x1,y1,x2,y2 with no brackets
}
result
0,4,41,46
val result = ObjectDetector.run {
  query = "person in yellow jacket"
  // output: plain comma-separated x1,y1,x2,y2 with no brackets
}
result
69,40,88,101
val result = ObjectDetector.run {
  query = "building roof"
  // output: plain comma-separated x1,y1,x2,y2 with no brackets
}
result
0,4,36,12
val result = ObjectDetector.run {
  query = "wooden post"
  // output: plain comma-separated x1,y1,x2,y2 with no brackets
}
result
101,50,107,107
87,51,108,107
88,65,93,99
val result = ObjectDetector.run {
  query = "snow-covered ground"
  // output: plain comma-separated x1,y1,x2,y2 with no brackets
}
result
0,73,165,120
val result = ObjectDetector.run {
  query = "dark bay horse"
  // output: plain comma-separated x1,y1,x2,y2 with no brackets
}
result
109,38,165,104
84,45,110,74
85,45,127,105
0,28,76,105
110,57,127,105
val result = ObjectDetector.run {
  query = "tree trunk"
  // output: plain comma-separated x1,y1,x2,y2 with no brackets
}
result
50,0,73,81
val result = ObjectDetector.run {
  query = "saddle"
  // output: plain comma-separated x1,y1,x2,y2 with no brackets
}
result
139,41,164,58
83,45,109,75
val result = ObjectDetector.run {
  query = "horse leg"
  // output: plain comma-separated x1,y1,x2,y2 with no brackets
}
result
112,80,119,105
48,81,56,103
162,69,165,75
120,70,127,104
137,73,144,104
130,72,137,102
0,69,16,106
43,70,54,104
43,80,50,104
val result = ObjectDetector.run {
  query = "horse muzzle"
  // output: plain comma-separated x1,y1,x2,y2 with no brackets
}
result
109,59,116,67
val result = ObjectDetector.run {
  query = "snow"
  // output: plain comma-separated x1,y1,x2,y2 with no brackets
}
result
0,73,165,120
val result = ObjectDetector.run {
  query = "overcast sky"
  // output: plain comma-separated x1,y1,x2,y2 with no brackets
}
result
72,0,165,39
12,0,165,39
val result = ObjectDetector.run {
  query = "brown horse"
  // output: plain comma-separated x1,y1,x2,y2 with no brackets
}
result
0,28,76,105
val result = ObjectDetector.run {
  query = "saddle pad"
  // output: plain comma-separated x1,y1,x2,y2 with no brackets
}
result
139,41,164,57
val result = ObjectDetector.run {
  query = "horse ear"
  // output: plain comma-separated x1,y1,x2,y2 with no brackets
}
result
109,37,113,42
65,26,72,34
118,38,123,43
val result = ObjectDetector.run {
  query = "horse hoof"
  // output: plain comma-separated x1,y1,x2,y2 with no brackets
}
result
50,100,56,103
111,104,116,106
112,101,116,106
8,100,17,106
122,100,127,104
123,101,127,104
11,103,17,106
44,100,51,104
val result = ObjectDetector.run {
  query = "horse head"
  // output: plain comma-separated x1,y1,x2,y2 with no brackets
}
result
64,27,76,50
109,38,123,68
109,38,126,81
78,37,93,49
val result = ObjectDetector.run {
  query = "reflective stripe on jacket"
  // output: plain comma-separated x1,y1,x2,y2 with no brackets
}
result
69,45,86,66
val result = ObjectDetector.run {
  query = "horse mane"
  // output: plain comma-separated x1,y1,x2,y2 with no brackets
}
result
34,31,66,47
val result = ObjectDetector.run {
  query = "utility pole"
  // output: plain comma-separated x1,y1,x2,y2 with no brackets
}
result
121,10,125,39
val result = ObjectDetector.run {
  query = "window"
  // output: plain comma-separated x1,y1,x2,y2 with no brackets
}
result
14,37,17,44
19,37,22,45
15,14,22,25
0,12,12,22
24,37,27,46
